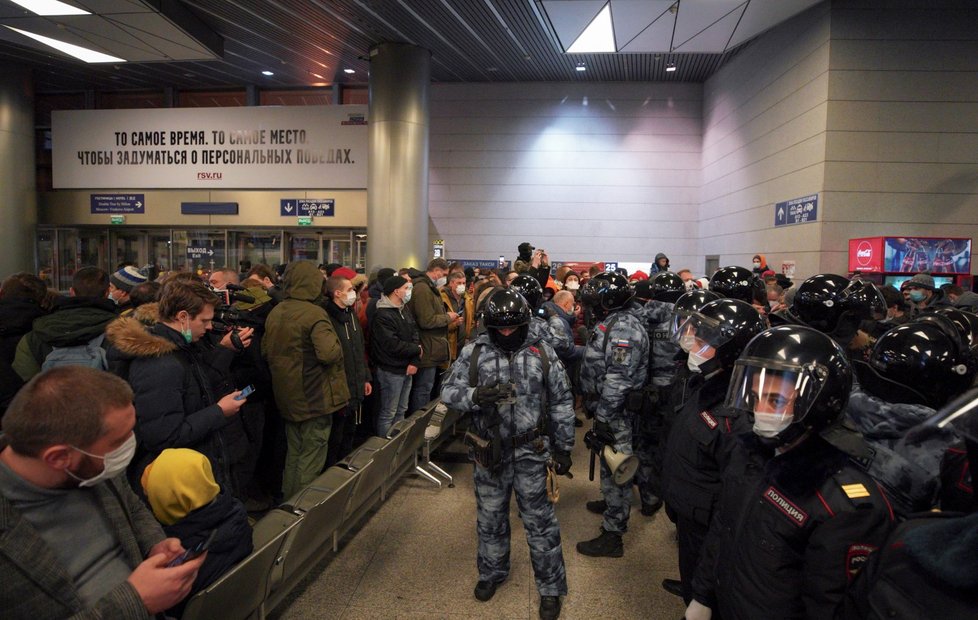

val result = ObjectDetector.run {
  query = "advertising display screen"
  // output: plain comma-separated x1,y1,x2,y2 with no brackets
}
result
883,237,971,274
884,274,956,290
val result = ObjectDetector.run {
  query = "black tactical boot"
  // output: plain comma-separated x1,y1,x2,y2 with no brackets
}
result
585,499,607,514
474,580,500,602
539,595,562,619
641,497,664,516
661,578,683,598
576,528,624,557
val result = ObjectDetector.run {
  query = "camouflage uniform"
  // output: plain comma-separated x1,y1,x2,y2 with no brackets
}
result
578,307,650,533
440,331,575,597
632,299,679,505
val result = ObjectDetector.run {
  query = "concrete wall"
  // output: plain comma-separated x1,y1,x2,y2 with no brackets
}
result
700,3,832,280
0,66,37,276
822,0,978,272
428,82,702,270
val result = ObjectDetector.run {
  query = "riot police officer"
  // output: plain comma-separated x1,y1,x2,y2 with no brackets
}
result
439,289,575,620
575,271,650,558
662,298,766,604
687,325,894,620
709,265,766,305
510,274,569,351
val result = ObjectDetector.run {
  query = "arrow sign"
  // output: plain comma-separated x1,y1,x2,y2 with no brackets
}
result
774,194,817,227
91,193,145,214
281,198,334,217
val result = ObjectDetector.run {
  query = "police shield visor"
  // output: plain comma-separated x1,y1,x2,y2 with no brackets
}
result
725,357,828,427
911,386,978,443
672,312,733,356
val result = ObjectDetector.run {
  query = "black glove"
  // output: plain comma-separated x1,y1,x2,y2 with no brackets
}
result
474,383,509,407
552,449,572,476
584,420,616,452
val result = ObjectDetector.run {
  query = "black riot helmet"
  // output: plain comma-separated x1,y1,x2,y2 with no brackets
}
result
673,298,766,377
710,266,765,304
790,273,852,332
855,315,978,409
483,288,531,352
509,274,543,309
928,307,978,351
838,279,886,321
726,325,852,447
651,271,686,304
671,289,722,336
579,271,633,320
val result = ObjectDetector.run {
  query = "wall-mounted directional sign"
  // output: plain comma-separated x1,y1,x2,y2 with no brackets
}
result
281,198,335,217
774,194,818,227
91,193,144,214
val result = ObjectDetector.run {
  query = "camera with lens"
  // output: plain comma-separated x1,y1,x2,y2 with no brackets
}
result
210,284,261,333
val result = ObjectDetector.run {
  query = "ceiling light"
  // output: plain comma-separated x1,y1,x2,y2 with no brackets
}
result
4,26,124,63
575,64,586,72
262,70,274,76
567,3,615,53
665,63,677,72
343,68,355,74
8,0,88,16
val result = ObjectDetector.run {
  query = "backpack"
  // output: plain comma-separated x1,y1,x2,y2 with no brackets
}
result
41,333,108,371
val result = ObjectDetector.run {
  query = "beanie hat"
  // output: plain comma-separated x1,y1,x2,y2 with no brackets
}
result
907,273,935,290
383,275,409,296
376,267,396,284
629,270,649,282
140,448,220,526
332,266,357,280
110,266,148,293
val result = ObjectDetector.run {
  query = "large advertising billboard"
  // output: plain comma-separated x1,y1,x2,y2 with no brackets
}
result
849,237,971,274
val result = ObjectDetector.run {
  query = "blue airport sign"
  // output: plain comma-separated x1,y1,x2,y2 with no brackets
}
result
774,194,818,227
457,259,501,270
281,198,335,217
90,193,144,214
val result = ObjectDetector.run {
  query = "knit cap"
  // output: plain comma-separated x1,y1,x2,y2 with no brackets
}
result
906,273,935,290
110,266,148,293
383,275,409,295
333,266,357,280
141,448,220,525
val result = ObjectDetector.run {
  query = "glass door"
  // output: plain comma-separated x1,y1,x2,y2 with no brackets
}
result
56,228,108,291
172,229,227,277
286,232,321,264
37,228,55,289
229,230,282,272
354,232,367,271
325,233,353,268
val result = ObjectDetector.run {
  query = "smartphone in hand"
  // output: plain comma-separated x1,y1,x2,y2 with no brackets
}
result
167,529,217,567
234,385,255,400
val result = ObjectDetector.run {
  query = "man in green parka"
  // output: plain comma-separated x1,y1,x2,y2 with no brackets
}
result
263,261,350,498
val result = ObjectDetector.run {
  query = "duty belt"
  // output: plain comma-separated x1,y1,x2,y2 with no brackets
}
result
503,428,544,450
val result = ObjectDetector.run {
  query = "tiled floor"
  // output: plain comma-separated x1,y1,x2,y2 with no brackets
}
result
269,424,687,620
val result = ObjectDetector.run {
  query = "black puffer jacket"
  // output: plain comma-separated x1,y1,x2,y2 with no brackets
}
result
116,322,231,491
369,295,421,374
0,298,47,364
693,435,895,619
324,300,371,403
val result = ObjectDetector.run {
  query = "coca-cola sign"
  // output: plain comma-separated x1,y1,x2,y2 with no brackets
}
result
855,241,874,266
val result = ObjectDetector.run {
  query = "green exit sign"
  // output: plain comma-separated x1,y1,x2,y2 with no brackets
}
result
298,216,313,227
110,215,126,225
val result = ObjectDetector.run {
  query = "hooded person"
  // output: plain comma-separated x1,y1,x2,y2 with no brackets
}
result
514,242,535,274
140,448,252,605
262,261,350,499
651,253,670,274
751,254,769,275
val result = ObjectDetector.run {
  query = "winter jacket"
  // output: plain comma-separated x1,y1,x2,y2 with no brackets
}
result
844,389,951,515
440,288,475,363
650,252,670,274
262,261,349,422
839,512,978,620
692,435,895,619
12,296,117,381
541,301,583,365
104,302,161,380
0,466,165,620
323,300,371,404
953,290,978,312
120,322,232,491
440,330,575,461
365,279,384,329
162,491,252,601
0,297,47,364
635,299,679,387
369,295,421,374
662,370,749,527
408,274,451,368
579,307,650,423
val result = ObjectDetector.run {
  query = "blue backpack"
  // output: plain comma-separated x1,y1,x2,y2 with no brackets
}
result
41,333,108,371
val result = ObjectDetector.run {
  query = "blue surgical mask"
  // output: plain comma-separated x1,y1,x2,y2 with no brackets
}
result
908,290,926,303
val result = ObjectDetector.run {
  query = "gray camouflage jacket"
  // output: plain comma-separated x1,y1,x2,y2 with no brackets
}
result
579,308,650,422
440,331,575,460
635,299,679,387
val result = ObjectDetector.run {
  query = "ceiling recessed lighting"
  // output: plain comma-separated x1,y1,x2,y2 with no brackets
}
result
665,63,677,72
575,63,586,72
262,70,274,76
567,3,615,53
9,0,89,16
343,68,355,74
4,26,124,63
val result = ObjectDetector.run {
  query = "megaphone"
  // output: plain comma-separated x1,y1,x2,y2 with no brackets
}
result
602,445,639,485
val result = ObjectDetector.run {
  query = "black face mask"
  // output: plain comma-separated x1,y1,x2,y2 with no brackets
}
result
491,327,526,352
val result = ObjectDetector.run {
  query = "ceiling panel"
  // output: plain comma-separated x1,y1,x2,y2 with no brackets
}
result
729,0,822,48
540,0,606,50
672,0,745,49
610,0,673,51
674,5,746,53
619,8,675,53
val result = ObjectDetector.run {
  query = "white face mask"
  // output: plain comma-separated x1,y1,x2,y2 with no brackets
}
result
343,290,357,307
752,411,793,438
455,284,466,296
435,276,447,288
753,261,761,268
686,349,711,373
402,287,413,303
67,433,137,488
565,281,580,291
768,299,779,309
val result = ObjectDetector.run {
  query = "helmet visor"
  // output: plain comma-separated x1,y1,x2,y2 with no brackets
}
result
912,386,978,443
672,311,734,353
725,357,829,427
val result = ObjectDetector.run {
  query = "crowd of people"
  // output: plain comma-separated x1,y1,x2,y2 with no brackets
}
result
0,241,976,619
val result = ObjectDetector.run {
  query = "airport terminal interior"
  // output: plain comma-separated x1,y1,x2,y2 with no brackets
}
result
1,1,978,619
